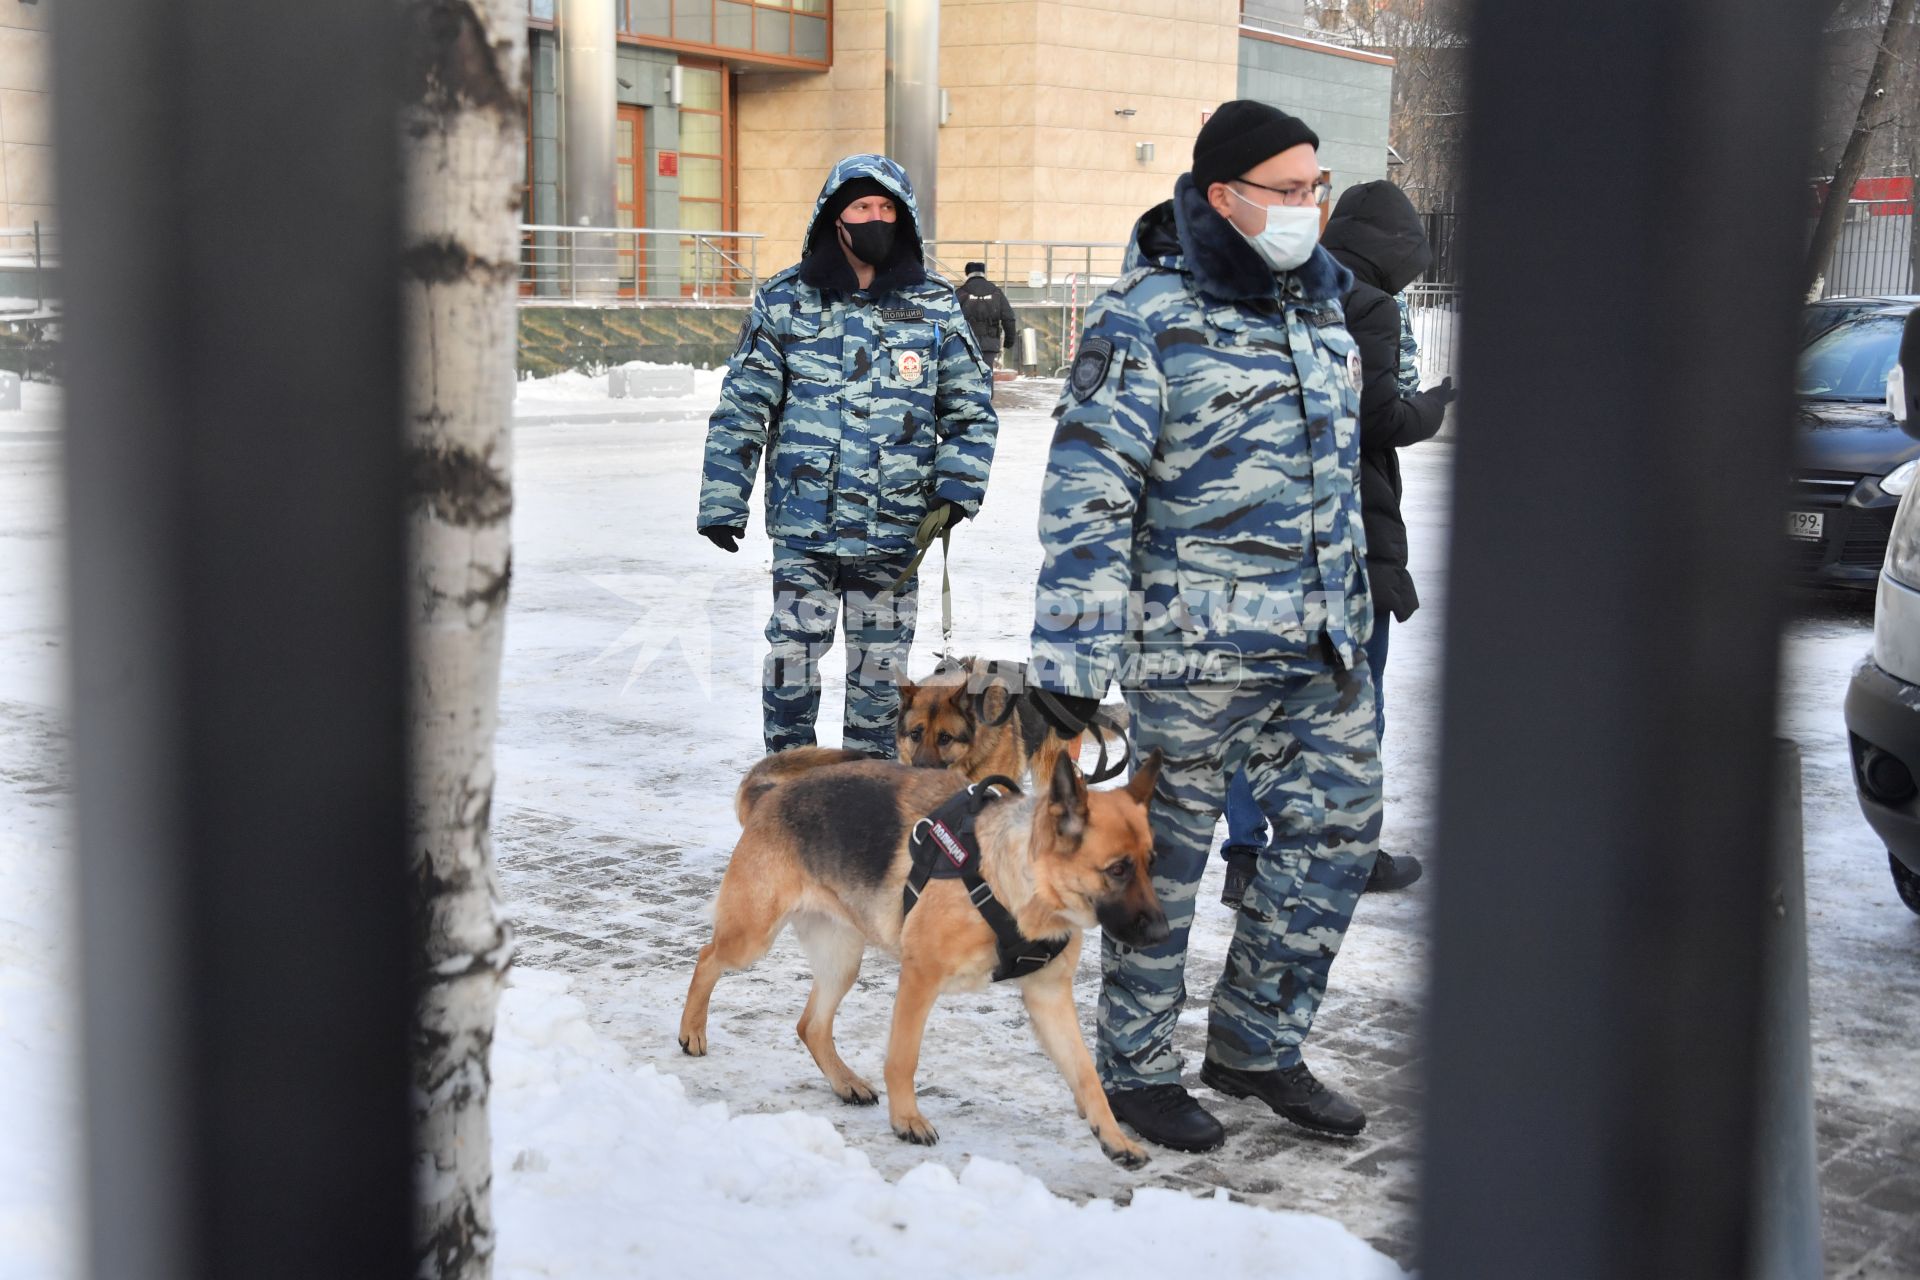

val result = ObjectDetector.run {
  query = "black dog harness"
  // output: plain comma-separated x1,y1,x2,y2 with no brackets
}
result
902,776,1071,982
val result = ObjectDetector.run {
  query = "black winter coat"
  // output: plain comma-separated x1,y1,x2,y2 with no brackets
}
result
1320,181,1449,622
956,273,1018,357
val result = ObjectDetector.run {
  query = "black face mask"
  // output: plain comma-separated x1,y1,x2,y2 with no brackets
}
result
839,218,898,268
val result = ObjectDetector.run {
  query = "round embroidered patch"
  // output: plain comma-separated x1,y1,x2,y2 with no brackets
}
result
897,350,925,385
1347,348,1364,393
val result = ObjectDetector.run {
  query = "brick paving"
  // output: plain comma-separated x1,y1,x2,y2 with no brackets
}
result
496,798,1919,1274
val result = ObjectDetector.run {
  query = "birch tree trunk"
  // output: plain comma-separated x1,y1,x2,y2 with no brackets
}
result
400,2,526,1276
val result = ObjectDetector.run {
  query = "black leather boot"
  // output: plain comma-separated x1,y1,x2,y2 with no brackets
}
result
1103,1083,1226,1152
1200,1059,1367,1138
1366,850,1424,892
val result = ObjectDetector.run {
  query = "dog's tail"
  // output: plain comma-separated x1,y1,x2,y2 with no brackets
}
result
734,747,870,825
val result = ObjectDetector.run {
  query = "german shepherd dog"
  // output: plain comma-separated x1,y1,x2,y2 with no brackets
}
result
896,656,1130,785
679,750,1171,1168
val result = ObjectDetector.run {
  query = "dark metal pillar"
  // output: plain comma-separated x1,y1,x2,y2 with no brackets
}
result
55,3,411,1278
1420,3,1822,1277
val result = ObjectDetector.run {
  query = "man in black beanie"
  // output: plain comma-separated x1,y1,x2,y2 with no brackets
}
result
956,260,1018,372
1022,100,1380,1154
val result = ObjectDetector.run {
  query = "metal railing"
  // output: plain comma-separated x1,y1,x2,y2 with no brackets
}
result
0,222,58,315
1812,198,1917,299
517,224,763,304
926,240,1130,303
1402,282,1462,385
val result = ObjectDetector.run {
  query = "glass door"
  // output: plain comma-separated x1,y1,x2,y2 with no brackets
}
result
616,105,647,297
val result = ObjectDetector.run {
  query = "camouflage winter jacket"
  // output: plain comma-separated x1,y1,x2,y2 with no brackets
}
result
1029,174,1370,698
697,155,998,558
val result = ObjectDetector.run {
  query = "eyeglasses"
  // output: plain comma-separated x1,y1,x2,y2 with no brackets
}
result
1232,177,1331,208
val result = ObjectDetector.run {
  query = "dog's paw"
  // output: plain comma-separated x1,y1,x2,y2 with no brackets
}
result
1100,1136,1151,1171
891,1114,940,1146
678,1030,707,1057
837,1078,879,1106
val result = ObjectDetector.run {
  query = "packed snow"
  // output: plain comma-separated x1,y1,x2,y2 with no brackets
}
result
492,969,1402,1280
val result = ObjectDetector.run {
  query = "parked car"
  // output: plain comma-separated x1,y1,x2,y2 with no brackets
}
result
1844,306,1920,915
1791,296,1920,590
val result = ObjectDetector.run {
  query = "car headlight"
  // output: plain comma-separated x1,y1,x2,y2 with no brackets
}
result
1887,485,1920,588
1885,458,1920,497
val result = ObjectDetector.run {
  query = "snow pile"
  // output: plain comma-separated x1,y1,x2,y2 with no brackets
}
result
492,969,1406,1280
0,830,77,1280
515,365,728,404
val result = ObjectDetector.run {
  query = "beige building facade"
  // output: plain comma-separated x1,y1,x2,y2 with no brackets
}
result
737,0,1240,273
0,1,52,233
523,0,1393,294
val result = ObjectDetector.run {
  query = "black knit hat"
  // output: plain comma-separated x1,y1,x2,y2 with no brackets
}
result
819,176,895,226
1192,100,1320,191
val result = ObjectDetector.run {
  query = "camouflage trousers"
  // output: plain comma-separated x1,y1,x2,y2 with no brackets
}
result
1099,654,1382,1088
763,545,918,758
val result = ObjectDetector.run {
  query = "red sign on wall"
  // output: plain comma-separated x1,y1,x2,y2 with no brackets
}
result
658,151,679,178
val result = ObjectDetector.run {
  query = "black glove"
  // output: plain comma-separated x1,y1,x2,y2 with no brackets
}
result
1424,376,1456,410
700,525,744,553
940,500,969,526
1032,689,1101,739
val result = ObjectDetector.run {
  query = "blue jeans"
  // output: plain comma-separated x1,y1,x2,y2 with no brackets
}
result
1224,616,1390,858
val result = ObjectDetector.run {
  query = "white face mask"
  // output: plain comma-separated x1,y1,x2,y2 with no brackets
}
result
1227,185,1322,273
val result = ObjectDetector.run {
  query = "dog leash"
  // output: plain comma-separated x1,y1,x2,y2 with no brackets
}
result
889,505,955,660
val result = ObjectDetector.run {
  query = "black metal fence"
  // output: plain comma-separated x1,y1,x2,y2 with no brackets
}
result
1815,198,1918,298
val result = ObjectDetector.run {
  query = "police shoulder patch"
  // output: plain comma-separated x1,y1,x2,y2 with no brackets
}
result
1068,337,1115,403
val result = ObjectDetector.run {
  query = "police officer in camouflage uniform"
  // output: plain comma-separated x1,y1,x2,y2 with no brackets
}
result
1027,102,1381,1151
699,155,998,756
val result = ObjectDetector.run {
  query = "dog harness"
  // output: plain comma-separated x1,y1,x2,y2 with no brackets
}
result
902,776,1071,982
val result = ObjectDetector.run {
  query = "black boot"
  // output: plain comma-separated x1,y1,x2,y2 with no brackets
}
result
1103,1083,1226,1153
1200,1058,1367,1138
1366,850,1423,893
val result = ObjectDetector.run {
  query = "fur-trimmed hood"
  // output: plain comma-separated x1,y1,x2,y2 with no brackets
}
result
1122,173,1351,305
797,153,928,296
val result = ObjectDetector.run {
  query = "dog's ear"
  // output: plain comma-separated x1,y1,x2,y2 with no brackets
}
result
1048,752,1089,846
897,677,918,704
944,679,970,708
977,680,1012,725
1124,747,1163,807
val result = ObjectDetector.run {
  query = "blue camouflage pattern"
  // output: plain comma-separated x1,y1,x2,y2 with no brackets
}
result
1099,666,1381,1087
1025,173,1382,1092
1394,292,1421,396
698,154,999,558
1027,176,1372,701
764,544,918,756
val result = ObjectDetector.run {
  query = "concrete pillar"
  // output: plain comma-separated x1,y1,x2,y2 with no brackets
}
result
885,0,940,245
561,0,618,297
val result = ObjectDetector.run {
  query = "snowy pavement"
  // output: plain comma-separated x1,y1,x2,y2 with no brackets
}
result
1,375,1917,1276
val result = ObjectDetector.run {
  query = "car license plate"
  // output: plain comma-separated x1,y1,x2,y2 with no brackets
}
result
1788,511,1825,541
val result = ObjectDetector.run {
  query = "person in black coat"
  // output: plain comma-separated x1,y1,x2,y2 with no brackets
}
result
956,262,1019,368
1220,179,1455,900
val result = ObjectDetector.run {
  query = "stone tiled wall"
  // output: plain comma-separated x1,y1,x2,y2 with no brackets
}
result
516,301,1070,379
0,1,52,231
519,305,748,377
734,0,1240,273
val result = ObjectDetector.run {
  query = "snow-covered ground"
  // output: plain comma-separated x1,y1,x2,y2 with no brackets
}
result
2,371,1917,1277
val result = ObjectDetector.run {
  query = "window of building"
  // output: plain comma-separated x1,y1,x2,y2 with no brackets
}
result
676,62,726,289
618,0,828,68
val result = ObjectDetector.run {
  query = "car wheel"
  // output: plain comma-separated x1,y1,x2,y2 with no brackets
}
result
1892,851,1920,916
